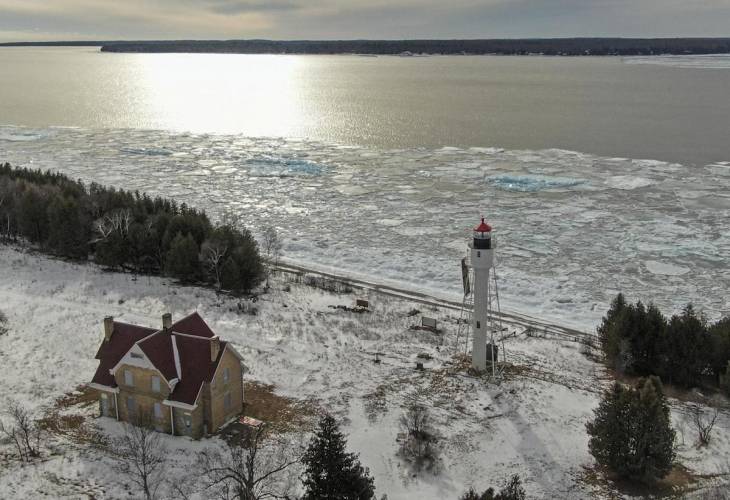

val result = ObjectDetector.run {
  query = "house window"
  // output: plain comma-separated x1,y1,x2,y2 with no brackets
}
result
184,414,192,434
476,321,481,329
223,367,230,385
154,403,162,419
477,251,481,258
224,392,232,410
124,370,134,387
151,376,161,393
131,352,143,359
127,397,136,414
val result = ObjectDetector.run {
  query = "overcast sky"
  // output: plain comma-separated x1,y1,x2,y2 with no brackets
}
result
1,0,729,42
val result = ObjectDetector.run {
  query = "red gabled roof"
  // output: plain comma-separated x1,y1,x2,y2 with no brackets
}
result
138,332,178,382
166,335,228,406
474,217,492,232
91,322,157,387
91,313,233,407
171,312,216,338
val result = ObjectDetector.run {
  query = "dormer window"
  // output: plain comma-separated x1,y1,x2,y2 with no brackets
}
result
131,352,143,359
151,376,161,393
223,367,230,385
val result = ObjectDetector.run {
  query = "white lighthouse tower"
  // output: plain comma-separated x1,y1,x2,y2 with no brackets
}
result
471,217,495,372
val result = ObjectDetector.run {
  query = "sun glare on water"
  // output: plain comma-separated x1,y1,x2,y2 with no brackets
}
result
134,53,305,135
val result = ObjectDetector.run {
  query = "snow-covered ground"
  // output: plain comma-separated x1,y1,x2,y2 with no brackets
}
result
2,125,729,332
1,245,729,499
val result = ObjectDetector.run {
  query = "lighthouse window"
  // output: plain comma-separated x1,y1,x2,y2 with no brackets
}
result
476,321,481,328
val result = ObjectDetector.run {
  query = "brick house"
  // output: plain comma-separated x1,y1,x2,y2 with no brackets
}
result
88,312,244,439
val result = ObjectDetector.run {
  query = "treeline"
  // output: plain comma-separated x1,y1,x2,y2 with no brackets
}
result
598,293,730,389
0,163,263,292
98,38,730,56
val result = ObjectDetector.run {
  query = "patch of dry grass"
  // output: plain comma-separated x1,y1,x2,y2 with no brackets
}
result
581,463,701,498
240,381,319,434
38,385,108,448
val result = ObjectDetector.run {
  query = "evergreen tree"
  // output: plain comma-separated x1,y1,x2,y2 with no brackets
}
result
631,303,666,376
95,230,130,270
597,293,627,364
586,377,675,483
660,305,709,387
302,414,375,500
46,196,90,259
164,232,200,281
17,186,50,244
708,317,730,384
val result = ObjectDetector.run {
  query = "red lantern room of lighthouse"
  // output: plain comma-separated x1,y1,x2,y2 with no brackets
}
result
473,217,492,250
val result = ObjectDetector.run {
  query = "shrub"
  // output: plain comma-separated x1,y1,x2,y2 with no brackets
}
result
459,475,526,500
399,403,438,471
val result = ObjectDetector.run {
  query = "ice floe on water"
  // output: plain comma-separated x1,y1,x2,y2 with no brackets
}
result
488,174,587,192
0,125,728,330
0,126,51,142
120,146,173,156
645,260,690,276
246,155,327,177
604,175,655,190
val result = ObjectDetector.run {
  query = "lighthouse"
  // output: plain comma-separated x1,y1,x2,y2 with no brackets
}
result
471,217,495,371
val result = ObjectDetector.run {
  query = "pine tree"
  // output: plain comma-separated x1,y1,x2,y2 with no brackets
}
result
631,303,666,376
586,377,675,483
630,377,675,482
661,305,709,387
46,196,89,259
597,293,627,364
164,232,200,281
302,414,375,500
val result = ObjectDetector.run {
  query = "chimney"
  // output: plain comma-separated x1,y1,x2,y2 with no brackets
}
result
103,316,114,342
162,313,172,332
210,336,221,363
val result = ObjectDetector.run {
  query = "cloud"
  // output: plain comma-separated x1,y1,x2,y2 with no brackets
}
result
200,0,303,15
0,0,729,41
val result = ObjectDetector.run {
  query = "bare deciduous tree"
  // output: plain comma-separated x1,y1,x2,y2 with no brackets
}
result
198,425,301,500
111,414,168,500
0,399,42,461
399,403,438,472
261,226,283,289
201,239,228,291
692,404,719,446
95,209,132,240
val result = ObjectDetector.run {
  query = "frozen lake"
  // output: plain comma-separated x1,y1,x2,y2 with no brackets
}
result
1,49,729,329
2,126,728,329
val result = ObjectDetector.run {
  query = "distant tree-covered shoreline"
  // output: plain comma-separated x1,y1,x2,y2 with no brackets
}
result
97,38,730,56
0,163,264,293
4,38,730,56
